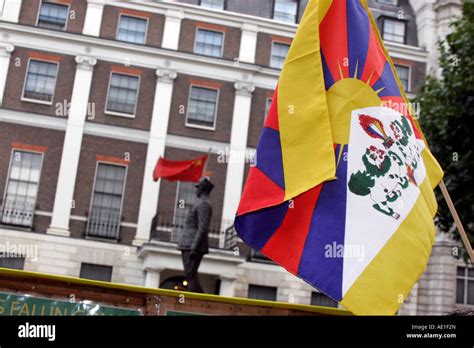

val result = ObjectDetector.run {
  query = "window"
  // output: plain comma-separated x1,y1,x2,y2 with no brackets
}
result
311,292,338,308
382,18,406,44
271,42,290,69
194,29,224,58
395,65,410,92
377,0,398,5
23,60,58,103
186,86,218,129
456,266,474,305
0,254,25,270
80,263,113,282
117,15,147,45
273,0,298,23
249,249,272,263
172,182,197,243
1,151,43,227
105,73,140,116
264,97,273,120
200,0,225,10
86,163,126,239
248,285,277,301
37,1,68,30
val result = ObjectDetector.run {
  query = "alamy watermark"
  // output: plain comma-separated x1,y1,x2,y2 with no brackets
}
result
0,241,39,262
324,242,365,262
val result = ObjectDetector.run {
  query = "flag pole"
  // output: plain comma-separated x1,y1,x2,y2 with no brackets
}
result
439,180,474,262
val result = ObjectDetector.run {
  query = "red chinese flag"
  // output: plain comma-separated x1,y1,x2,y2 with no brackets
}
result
153,155,208,182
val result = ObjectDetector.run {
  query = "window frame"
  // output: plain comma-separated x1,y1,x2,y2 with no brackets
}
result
311,291,339,308
381,17,407,45
21,58,60,106
270,41,290,69
376,0,398,6
272,0,299,24
0,253,26,270
79,262,113,282
193,27,225,59
456,266,474,305
185,84,220,131
104,71,141,118
1,148,44,228
86,160,128,241
172,181,198,242
115,13,149,46
35,0,70,31
394,64,411,93
247,284,278,301
199,0,226,10
264,97,273,125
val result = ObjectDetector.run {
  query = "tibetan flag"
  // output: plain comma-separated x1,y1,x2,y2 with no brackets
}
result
153,155,208,183
235,0,443,315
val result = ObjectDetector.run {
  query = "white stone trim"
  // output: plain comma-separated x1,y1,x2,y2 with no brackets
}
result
162,8,183,50
47,55,97,236
0,108,67,130
0,0,22,23
220,81,254,238
0,108,258,156
0,42,14,106
133,69,177,246
239,23,258,64
0,23,280,89
83,0,106,37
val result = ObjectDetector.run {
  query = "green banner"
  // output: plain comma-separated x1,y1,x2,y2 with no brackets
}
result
0,292,141,316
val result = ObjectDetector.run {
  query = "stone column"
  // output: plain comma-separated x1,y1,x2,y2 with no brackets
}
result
82,0,105,37
219,274,237,297
220,81,254,247
47,56,97,236
144,267,164,288
239,23,258,64
133,69,177,246
162,9,183,51
0,0,22,23
0,43,14,107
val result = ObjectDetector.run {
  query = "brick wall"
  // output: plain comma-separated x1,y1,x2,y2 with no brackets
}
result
168,74,235,143
18,0,87,34
2,47,76,118
99,5,165,48
255,33,292,68
87,61,156,130
0,122,64,233
70,135,147,244
178,19,241,61
248,87,273,148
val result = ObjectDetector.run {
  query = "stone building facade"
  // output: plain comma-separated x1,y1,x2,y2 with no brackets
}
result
0,0,471,314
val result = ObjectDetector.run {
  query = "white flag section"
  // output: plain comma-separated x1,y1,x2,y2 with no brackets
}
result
343,106,427,295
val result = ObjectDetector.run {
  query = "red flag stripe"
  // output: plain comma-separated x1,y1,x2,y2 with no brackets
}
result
261,185,323,274
320,0,349,81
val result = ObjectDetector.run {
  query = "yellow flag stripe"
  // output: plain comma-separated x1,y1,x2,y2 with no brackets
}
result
278,0,336,201
340,175,436,315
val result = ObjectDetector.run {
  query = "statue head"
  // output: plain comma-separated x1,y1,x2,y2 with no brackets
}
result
195,178,214,197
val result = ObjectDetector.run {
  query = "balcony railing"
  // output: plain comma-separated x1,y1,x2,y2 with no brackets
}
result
86,207,121,240
150,210,238,250
0,198,35,228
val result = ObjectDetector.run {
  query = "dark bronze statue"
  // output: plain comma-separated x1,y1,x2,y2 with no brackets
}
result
177,178,214,293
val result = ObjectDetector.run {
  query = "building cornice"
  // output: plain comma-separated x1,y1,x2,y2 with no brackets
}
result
0,22,279,90
107,0,298,37
0,107,257,154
